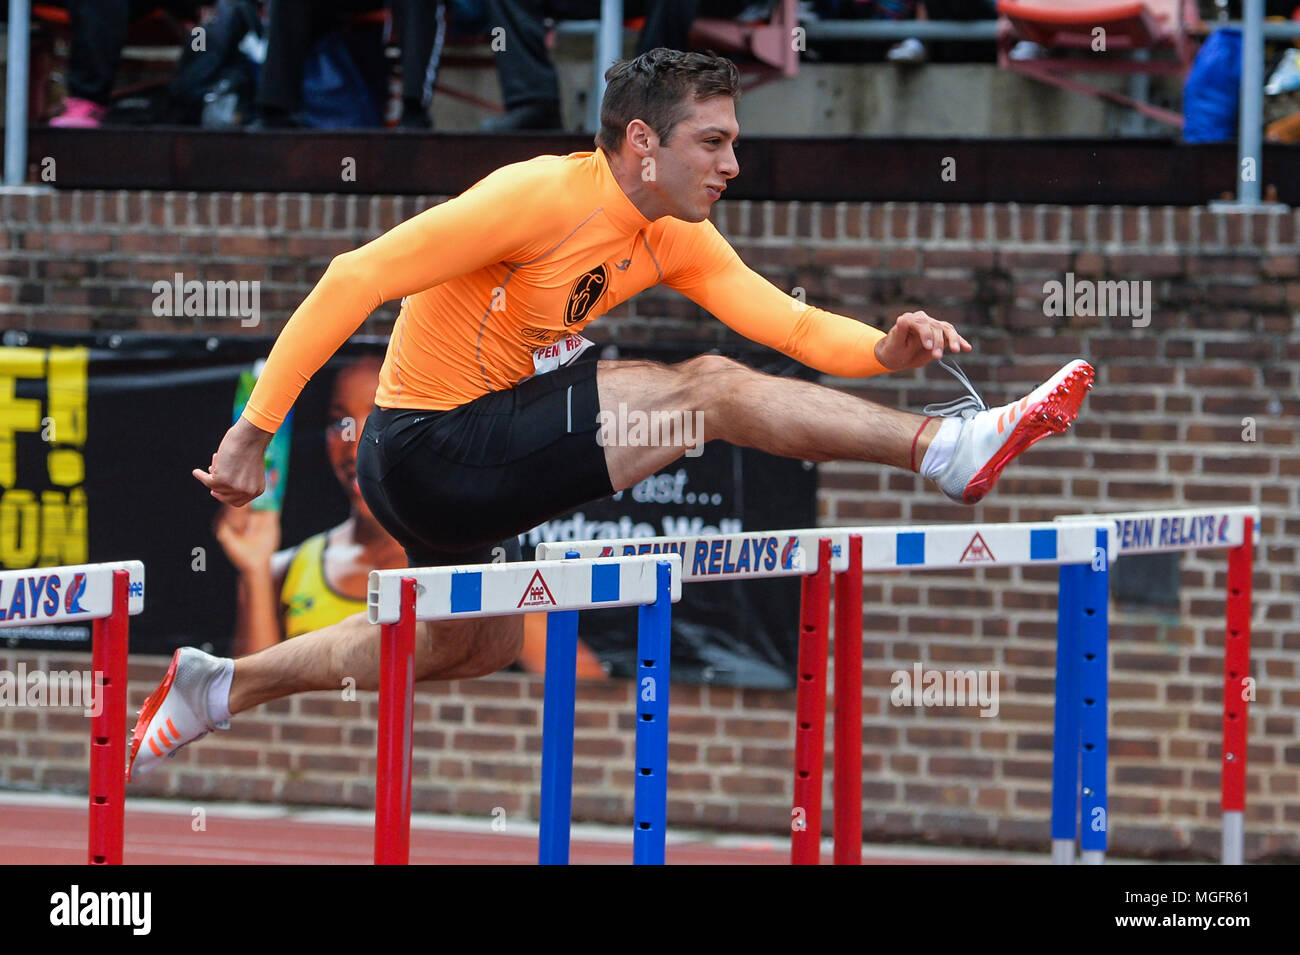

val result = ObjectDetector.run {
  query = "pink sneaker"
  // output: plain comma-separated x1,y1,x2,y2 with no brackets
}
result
50,97,107,128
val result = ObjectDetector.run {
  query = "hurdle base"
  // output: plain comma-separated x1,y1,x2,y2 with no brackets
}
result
1079,850,1105,865
1051,839,1075,865
1221,811,1244,866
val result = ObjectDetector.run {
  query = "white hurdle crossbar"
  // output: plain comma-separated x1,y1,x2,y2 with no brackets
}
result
544,520,1117,864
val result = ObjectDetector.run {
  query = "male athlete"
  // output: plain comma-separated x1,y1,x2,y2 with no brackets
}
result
129,49,1093,777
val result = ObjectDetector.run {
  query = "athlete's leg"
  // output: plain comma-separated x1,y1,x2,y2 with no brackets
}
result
597,354,1093,504
597,355,939,490
228,612,522,715
130,609,525,777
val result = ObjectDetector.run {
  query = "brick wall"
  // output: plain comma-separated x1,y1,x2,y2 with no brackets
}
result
1,189,1297,860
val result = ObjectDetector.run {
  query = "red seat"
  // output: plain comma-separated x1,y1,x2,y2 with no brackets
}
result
689,0,800,82
996,0,1203,128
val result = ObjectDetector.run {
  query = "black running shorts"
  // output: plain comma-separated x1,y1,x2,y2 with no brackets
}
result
355,356,614,568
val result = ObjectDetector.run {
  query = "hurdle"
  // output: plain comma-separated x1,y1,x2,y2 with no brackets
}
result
367,553,682,865
819,520,1116,865
1056,506,1261,865
0,560,145,865
539,529,851,864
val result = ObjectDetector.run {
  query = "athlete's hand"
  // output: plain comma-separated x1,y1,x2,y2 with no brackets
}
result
213,505,281,574
874,311,971,371
193,418,275,507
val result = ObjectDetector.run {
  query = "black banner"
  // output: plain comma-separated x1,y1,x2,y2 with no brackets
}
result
0,332,816,687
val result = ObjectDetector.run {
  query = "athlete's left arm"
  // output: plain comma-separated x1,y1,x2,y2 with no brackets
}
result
664,221,967,375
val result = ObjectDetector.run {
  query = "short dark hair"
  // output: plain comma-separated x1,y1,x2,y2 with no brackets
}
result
596,49,740,153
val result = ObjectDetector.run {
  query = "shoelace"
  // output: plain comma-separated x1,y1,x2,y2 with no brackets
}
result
921,358,989,420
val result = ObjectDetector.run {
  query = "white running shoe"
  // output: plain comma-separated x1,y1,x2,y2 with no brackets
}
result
930,358,1095,505
1009,40,1046,61
886,37,928,64
127,647,230,780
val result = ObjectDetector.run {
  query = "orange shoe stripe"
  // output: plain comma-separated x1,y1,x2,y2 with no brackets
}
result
149,738,162,757
166,717,180,740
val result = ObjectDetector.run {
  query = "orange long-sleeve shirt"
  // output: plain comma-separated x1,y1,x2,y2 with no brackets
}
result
242,147,889,432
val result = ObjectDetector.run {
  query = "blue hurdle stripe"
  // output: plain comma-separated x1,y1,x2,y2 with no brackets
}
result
1030,528,1057,560
449,571,482,613
590,562,620,602
896,532,925,566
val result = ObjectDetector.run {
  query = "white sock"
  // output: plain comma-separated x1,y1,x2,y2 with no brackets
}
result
920,418,962,480
206,658,235,726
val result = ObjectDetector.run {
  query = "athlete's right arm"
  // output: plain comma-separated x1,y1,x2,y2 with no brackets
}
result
194,166,551,505
243,165,551,433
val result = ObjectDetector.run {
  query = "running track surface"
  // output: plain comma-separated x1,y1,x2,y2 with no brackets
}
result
0,797,1041,865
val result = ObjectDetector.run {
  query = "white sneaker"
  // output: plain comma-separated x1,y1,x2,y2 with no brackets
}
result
886,38,928,64
1009,40,1045,62
930,359,1095,505
127,647,231,780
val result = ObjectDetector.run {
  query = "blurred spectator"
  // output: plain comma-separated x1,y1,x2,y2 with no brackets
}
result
253,0,389,127
393,0,450,129
252,0,451,129
49,0,199,127
481,0,747,131
167,0,264,127
881,1,998,65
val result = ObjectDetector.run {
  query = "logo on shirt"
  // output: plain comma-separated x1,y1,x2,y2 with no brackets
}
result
521,327,562,343
564,265,608,326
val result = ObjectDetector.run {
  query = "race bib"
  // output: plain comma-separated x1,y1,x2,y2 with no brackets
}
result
531,334,594,376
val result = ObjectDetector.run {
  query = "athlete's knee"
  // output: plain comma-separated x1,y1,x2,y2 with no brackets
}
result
675,354,749,410
420,617,523,679
465,618,524,677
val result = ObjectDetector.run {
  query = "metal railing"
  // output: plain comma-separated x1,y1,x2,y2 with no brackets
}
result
5,1,1296,185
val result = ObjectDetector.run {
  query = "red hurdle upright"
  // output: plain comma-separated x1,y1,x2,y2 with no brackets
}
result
832,534,864,866
791,538,832,865
1221,515,1254,865
89,568,131,865
375,576,418,865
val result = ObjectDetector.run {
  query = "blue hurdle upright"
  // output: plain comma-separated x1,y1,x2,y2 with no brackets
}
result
367,554,682,865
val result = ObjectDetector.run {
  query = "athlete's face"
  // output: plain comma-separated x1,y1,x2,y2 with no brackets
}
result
325,359,382,517
654,96,740,222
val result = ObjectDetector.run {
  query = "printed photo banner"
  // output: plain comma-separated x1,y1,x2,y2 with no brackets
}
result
0,332,817,688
